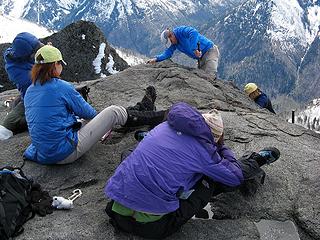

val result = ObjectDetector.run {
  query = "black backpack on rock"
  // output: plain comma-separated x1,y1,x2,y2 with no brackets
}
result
0,167,53,240
0,167,34,239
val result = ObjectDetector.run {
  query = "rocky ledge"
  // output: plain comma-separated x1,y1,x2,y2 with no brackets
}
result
0,61,319,240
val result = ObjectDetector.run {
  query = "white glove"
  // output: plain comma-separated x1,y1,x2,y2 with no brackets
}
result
52,196,74,210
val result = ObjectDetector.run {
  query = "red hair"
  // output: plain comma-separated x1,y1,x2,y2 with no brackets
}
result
31,53,59,85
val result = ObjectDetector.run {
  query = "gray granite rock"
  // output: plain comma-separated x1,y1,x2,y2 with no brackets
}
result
0,61,319,240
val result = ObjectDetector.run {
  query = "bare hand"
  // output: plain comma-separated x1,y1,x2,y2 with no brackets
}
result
146,58,157,64
194,50,202,58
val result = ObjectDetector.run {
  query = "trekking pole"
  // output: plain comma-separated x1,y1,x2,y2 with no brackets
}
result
291,110,295,124
197,41,201,69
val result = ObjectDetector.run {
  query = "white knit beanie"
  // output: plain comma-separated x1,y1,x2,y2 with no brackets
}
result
202,109,224,142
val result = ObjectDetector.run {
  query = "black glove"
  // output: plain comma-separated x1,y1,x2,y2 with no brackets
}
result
76,85,90,102
30,183,53,217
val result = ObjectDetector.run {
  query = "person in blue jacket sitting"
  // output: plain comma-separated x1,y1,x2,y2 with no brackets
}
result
1,32,44,137
105,102,280,239
147,26,220,79
23,45,166,165
244,83,276,114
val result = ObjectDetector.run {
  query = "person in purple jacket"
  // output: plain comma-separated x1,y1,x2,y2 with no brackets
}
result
104,102,280,239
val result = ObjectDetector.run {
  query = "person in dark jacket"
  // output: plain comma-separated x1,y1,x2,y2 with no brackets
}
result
244,83,276,114
105,102,280,239
23,45,166,165
147,26,220,79
0,32,44,138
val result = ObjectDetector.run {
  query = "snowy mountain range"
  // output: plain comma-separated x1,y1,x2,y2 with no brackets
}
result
205,0,320,102
0,0,245,54
1,0,320,104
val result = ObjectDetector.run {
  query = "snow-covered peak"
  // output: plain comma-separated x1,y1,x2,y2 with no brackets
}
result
115,47,147,66
267,0,320,49
0,14,52,44
267,0,307,47
58,0,80,9
306,4,320,43
1,0,29,18
85,0,201,21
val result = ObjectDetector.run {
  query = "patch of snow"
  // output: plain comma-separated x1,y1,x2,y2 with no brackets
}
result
82,34,86,40
253,3,261,16
5,0,29,18
115,48,146,66
295,98,320,133
0,15,52,44
306,5,320,44
92,43,106,74
58,0,80,10
106,54,119,74
267,0,307,48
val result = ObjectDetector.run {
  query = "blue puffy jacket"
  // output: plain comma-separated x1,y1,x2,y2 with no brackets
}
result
105,102,243,214
156,26,214,62
4,32,41,99
23,78,97,164
255,92,276,114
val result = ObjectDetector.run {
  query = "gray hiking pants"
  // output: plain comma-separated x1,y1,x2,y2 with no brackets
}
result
58,105,128,164
199,45,220,78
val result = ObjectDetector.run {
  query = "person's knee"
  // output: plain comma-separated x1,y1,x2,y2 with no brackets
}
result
101,105,127,125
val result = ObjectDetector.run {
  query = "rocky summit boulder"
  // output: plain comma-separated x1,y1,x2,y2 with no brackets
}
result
0,61,320,240
0,20,129,92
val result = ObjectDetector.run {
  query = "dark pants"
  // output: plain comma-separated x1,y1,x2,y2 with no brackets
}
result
106,151,264,239
2,101,27,134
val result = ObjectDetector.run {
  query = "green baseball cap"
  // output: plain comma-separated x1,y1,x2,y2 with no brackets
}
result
35,45,67,65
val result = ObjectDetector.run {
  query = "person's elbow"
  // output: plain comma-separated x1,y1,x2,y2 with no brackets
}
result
224,169,244,187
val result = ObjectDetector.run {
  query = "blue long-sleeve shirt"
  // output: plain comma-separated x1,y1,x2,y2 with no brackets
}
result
156,26,214,62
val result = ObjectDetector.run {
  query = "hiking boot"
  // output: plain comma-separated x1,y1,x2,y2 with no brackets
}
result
123,109,167,128
127,86,157,111
258,147,280,165
194,208,209,219
140,86,157,111
145,86,157,104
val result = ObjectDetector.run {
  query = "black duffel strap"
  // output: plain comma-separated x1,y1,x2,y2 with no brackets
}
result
0,200,11,238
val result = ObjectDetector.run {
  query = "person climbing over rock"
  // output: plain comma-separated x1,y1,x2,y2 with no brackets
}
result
104,102,280,239
147,26,219,80
0,32,44,140
23,45,167,165
244,83,276,114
